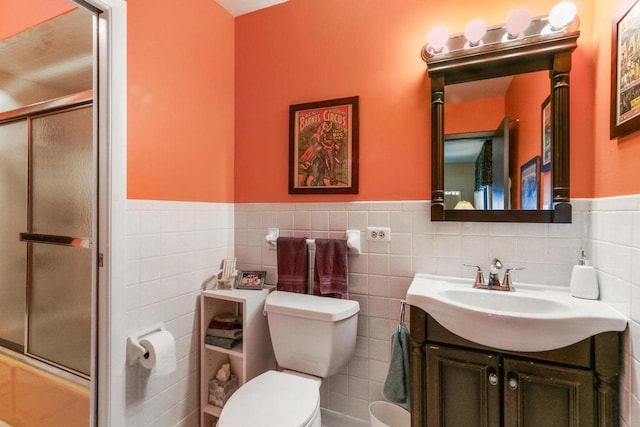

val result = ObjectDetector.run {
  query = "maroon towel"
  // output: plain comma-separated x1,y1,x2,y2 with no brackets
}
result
313,238,348,298
276,237,308,293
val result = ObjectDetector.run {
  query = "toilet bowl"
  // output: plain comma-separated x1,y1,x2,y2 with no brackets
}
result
217,291,360,427
217,370,321,427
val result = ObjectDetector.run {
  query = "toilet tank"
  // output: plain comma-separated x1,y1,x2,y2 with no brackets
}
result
264,291,360,378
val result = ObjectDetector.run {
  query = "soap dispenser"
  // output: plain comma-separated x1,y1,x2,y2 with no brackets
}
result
569,250,599,299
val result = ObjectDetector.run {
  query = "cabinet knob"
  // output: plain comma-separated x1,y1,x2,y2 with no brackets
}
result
508,377,518,390
488,372,499,386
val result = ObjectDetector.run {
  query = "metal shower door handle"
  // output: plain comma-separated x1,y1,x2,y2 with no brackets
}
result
20,232,91,248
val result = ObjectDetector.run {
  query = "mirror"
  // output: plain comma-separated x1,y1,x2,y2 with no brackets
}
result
444,118,510,210
425,29,579,223
444,71,552,212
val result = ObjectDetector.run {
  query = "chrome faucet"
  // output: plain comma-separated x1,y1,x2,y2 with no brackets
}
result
463,264,485,288
487,258,503,288
501,267,525,291
464,260,524,291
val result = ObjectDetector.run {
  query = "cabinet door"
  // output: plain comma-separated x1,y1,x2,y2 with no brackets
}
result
504,358,594,427
426,345,501,427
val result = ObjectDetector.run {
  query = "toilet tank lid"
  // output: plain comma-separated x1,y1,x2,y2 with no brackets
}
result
265,291,360,321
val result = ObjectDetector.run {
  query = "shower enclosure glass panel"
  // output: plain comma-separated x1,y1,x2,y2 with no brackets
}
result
27,105,93,376
0,120,27,349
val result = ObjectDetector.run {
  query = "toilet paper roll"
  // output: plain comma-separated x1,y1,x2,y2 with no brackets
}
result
139,330,177,376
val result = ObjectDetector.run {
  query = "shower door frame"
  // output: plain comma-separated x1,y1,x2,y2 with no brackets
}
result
0,90,96,380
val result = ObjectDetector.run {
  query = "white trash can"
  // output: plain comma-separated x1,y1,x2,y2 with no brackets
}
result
369,401,410,427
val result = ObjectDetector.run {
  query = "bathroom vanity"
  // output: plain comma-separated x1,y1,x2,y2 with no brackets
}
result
406,274,626,427
409,310,620,427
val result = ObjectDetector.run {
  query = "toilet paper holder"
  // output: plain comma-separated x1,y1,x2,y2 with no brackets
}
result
127,324,165,366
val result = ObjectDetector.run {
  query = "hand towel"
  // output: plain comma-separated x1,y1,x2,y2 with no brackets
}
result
313,238,348,297
276,236,308,293
383,322,411,409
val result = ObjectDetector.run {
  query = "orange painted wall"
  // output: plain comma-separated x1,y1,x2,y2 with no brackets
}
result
127,0,235,202
593,0,640,197
506,72,550,208
235,0,596,202
0,0,74,40
445,96,505,135
507,72,549,170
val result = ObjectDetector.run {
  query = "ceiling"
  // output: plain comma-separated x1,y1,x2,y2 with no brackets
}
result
0,8,93,101
445,138,487,163
216,0,288,17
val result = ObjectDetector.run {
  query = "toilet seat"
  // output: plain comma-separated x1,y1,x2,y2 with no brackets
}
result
217,370,321,427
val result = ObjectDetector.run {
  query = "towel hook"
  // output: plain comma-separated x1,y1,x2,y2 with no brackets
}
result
399,300,407,324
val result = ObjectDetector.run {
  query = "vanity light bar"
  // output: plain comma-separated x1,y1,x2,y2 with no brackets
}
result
423,1,579,61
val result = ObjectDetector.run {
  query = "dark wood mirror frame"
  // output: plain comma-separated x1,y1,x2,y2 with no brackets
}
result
424,31,580,223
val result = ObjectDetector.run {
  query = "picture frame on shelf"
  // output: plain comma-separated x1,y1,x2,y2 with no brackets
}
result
289,96,359,194
236,270,266,290
611,0,640,138
521,156,540,210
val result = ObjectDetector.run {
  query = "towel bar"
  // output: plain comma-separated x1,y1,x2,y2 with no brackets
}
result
265,228,361,255
399,300,407,324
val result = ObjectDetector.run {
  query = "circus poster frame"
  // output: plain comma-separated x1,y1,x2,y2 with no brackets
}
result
289,96,359,194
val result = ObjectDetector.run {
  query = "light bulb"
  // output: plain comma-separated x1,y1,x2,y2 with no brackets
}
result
464,19,487,47
549,1,577,30
427,26,450,54
506,9,532,38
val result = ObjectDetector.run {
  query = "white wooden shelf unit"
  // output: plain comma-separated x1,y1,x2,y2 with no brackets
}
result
200,287,276,426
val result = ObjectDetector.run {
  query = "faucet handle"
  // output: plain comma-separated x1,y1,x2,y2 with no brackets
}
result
502,267,525,289
463,264,485,288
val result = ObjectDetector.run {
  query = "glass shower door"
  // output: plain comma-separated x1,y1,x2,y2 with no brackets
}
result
22,105,94,377
0,120,28,349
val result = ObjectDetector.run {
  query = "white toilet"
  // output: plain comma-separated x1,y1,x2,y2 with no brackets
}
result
217,290,360,427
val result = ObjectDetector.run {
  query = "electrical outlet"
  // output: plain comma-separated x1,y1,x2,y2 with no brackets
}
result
367,226,391,242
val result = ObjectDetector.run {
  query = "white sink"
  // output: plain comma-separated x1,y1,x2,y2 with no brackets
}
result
406,273,627,352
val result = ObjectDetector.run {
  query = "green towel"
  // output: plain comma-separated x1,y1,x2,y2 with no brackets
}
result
205,335,242,349
383,322,411,409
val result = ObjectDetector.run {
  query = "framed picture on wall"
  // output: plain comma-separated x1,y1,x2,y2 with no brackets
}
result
541,96,552,172
611,0,640,138
521,156,540,210
289,96,359,194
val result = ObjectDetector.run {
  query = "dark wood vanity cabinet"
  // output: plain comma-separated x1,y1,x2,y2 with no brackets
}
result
502,357,594,426
426,345,501,426
411,308,621,427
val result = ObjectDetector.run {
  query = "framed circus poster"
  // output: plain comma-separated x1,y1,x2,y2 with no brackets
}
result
611,0,640,138
289,96,359,194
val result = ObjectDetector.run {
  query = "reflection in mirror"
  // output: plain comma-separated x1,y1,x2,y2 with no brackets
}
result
445,119,509,210
443,71,551,211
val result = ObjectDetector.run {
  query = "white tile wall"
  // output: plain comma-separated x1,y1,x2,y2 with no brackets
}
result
125,200,234,427
122,197,635,426
586,195,640,427
234,200,589,422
